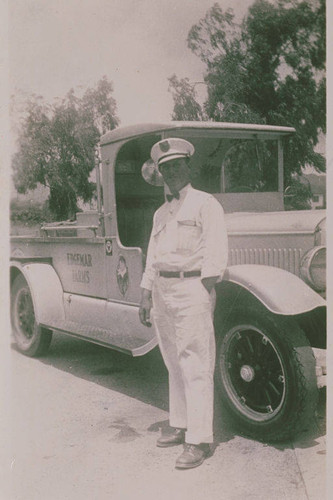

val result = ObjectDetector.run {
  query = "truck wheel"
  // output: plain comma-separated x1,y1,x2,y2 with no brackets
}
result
11,274,52,357
215,306,318,442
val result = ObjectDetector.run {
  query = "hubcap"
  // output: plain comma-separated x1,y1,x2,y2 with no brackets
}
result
240,364,255,382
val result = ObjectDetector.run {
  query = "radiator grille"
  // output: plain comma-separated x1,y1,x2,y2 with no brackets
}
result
229,248,303,276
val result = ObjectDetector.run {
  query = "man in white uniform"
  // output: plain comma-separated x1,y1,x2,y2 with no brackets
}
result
139,138,228,469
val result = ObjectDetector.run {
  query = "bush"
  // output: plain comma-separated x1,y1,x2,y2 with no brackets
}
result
10,199,54,226
284,178,312,211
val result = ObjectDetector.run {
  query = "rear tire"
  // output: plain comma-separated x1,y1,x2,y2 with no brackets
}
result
215,305,318,442
11,274,52,357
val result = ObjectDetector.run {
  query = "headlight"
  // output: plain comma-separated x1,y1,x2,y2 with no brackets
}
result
314,218,326,246
300,246,326,292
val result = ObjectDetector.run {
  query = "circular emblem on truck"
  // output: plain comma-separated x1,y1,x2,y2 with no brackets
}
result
105,239,113,256
116,256,129,296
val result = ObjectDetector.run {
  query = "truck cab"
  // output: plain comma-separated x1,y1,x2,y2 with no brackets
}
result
10,122,326,442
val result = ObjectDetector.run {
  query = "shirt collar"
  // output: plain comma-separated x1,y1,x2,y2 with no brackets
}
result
164,183,191,203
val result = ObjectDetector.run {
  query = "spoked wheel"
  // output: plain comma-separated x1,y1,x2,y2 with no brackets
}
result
216,305,318,442
221,324,287,420
11,274,52,357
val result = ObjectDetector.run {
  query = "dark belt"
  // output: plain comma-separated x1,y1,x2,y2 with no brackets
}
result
158,270,201,278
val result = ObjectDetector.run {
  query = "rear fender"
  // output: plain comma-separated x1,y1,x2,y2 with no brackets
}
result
222,265,325,315
10,261,65,326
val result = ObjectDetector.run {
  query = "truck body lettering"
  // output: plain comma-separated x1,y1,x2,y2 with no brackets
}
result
67,253,92,267
72,269,90,283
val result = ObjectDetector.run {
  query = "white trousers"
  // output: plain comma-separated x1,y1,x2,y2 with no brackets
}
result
152,276,216,444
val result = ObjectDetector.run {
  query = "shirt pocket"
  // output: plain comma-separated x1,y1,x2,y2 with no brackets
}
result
177,219,201,252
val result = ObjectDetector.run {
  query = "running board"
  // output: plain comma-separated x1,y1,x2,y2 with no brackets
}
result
40,319,158,357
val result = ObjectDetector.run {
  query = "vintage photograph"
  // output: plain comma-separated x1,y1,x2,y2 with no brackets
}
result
5,0,327,498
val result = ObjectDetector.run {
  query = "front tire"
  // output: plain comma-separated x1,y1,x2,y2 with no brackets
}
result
215,305,318,442
11,274,52,357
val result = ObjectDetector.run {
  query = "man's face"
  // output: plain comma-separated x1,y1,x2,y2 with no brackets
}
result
159,158,191,193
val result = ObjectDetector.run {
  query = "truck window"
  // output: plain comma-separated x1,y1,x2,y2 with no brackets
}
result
115,135,165,253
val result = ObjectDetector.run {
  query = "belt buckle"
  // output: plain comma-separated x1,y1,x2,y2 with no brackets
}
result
179,271,184,279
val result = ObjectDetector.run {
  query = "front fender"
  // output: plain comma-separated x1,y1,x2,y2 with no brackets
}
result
223,265,325,315
11,261,65,326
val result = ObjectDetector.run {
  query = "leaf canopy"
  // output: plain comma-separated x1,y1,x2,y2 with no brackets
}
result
170,0,326,180
12,76,120,220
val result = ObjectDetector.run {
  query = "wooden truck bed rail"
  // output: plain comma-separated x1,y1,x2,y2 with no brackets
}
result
40,225,99,237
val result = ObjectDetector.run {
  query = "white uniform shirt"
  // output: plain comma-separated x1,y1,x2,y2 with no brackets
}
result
140,184,228,291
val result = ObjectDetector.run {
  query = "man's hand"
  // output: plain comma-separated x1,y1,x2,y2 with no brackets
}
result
139,288,152,327
201,276,219,294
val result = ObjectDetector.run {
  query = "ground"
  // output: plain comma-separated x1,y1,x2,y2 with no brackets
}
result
4,333,326,500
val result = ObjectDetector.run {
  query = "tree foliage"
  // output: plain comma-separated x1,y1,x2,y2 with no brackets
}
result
168,75,205,121
12,76,119,220
283,177,312,210
170,0,326,181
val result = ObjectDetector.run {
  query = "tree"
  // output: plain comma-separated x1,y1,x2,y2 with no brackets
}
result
168,75,205,121
170,0,326,183
12,76,119,220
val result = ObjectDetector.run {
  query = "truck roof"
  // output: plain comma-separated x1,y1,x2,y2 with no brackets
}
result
100,121,296,146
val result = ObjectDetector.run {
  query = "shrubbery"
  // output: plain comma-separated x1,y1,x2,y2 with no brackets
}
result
10,199,54,226
284,178,312,211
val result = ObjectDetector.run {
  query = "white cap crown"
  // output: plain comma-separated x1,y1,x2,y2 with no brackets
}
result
151,138,195,167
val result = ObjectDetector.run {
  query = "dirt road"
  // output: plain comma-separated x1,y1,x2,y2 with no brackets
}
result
4,334,326,500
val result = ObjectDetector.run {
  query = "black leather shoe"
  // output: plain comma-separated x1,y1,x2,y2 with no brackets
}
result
175,443,210,469
156,428,185,448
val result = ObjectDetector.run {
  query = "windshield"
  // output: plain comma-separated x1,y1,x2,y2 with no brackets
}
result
183,137,278,194
114,133,282,249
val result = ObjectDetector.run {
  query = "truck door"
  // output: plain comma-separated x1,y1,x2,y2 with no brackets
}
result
103,134,165,355
104,134,164,303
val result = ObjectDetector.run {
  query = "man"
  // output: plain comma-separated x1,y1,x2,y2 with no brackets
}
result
139,138,228,469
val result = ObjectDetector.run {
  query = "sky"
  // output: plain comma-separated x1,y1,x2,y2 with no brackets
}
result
9,0,255,127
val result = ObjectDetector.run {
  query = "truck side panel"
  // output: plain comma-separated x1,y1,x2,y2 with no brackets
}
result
55,293,158,356
11,237,107,298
